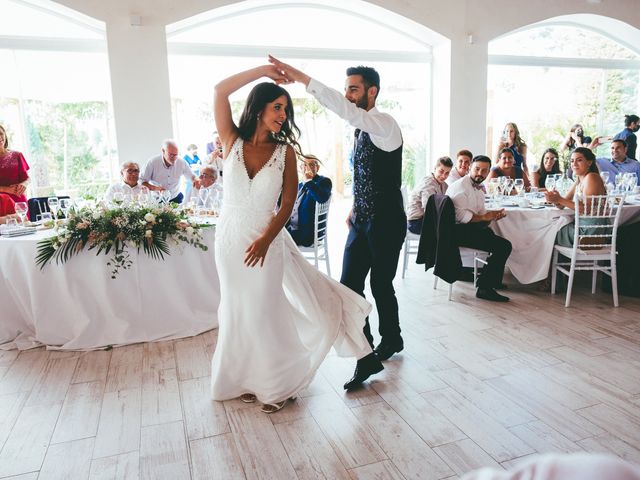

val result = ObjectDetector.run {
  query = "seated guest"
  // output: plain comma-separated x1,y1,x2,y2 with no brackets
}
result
0,124,29,205
0,193,18,224
406,156,453,234
596,139,640,185
189,166,223,204
105,162,143,201
613,114,639,160
448,155,512,302
207,135,224,180
486,148,530,193
141,139,199,204
286,155,331,247
495,122,528,173
446,149,472,185
546,147,607,247
532,148,561,190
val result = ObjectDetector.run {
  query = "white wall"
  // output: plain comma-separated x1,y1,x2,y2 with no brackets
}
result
52,0,640,162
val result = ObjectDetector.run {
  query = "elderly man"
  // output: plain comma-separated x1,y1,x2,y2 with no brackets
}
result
105,161,143,201
286,155,332,247
446,149,473,185
448,155,512,302
141,139,199,204
596,139,640,186
189,166,223,204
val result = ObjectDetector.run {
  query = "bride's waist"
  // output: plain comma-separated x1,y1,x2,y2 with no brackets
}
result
221,203,275,218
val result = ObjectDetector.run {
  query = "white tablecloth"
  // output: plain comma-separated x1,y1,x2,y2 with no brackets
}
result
0,227,219,350
490,204,640,284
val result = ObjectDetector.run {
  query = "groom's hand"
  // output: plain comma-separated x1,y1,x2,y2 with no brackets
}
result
268,55,311,87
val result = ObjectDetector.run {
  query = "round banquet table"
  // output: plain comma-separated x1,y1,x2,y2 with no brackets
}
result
489,202,640,284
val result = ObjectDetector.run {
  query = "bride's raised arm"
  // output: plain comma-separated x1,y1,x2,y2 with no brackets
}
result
213,66,290,155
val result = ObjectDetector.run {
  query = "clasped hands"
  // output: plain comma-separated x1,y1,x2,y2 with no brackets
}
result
0,183,26,196
486,209,507,221
265,55,310,86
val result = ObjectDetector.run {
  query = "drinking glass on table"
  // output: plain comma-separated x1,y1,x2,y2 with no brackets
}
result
514,178,524,196
198,188,210,208
14,202,28,224
503,177,514,196
600,171,610,185
544,176,556,192
47,197,59,221
625,173,637,193
5,218,18,230
59,198,71,219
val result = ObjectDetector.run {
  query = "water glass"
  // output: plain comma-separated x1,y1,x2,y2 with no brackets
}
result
59,198,71,219
601,171,610,184
545,176,556,191
5,218,19,230
48,197,59,220
14,202,28,224
514,179,524,196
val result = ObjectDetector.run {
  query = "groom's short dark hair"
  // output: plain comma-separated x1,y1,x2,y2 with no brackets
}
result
346,66,380,99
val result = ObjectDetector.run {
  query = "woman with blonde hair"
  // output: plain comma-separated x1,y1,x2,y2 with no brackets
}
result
495,122,528,175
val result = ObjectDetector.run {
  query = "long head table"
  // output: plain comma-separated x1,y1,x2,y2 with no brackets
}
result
489,202,640,284
0,226,219,350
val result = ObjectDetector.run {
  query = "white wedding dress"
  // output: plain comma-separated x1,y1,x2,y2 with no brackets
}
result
211,137,372,404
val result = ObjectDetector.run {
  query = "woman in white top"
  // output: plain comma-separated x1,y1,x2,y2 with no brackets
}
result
406,156,453,234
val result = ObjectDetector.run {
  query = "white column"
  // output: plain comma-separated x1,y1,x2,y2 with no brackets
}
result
106,21,173,164
448,35,489,158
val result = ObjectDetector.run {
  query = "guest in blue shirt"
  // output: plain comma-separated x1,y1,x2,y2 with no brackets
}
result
596,139,640,185
613,114,639,160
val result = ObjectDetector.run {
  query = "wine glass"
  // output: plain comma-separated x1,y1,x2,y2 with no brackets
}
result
514,179,524,196
59,198,71,220
503,177,514,197
5,218,18,230
198,188,210,209
615,173,624,193
113,191,125,205
14,202,28,225
600,171,610,185
544,176,556,192
47,197,59,221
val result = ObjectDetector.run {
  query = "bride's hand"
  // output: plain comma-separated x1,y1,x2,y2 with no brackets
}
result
244,235,272,267
262,65,292,85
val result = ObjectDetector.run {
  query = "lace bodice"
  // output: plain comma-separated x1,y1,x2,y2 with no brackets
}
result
221,137,286,216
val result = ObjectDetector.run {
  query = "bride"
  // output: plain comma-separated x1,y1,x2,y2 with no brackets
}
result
210,65,384,413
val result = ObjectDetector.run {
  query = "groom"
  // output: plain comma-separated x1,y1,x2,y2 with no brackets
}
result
269,56,406,389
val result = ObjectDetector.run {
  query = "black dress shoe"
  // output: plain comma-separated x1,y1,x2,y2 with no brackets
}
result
373,341,404,361
476,287,509,302
343,353,384,390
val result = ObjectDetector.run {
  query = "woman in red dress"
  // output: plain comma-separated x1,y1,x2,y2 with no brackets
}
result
0,125,30,204
0,193,18,224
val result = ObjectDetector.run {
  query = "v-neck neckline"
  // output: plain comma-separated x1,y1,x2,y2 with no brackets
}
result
240,140,279,181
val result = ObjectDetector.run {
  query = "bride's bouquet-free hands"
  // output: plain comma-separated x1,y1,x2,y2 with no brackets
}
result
244,234,273,268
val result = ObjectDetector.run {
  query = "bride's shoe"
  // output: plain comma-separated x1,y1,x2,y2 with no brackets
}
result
261,401,286,414
240,393,257,403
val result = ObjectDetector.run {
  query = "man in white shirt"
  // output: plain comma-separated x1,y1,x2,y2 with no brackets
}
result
104,161,143,201
189,166,223,204
447,155,512,302
141,139,199,204
446,149,473,185
269,56,405,389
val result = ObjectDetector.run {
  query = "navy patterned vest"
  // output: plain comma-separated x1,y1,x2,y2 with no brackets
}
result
352,129,404,222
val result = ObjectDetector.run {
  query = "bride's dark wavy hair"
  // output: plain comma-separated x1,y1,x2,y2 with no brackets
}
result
237,82,303,156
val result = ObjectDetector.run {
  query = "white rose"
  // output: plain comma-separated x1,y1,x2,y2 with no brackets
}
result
144,212,156,223
186,226,194,235
52,243,59,250
145,229,152,238
92,211,101,220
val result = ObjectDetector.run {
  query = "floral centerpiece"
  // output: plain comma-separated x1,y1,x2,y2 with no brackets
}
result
35,203,209,278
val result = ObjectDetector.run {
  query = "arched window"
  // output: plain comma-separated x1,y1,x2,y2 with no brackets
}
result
0,0,116,197
166,0,435,191
487,17,640,169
